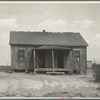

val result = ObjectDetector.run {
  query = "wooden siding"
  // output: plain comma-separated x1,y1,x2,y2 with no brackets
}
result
80,47,87,71
63,50,73,71
11,45,35,70
11,45,87,72
72,47,87,71
11,46,26,70
27,47,33,70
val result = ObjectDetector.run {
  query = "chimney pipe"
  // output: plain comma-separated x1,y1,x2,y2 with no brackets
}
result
43,30,45,32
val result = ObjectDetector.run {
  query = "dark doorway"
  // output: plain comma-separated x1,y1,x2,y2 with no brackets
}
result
57,51,64,68
38,50,45,68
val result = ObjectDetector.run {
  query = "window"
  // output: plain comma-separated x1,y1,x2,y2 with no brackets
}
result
74,51,80,62
18,50,24,61
74,51,80,57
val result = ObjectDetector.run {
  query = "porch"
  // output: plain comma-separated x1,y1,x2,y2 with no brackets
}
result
35,68,71,72
32,46,73,73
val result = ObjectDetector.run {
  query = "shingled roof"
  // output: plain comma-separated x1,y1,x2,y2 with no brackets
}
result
9,31,88,46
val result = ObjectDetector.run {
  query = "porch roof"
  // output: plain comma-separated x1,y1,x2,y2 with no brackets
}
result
35,46,71,50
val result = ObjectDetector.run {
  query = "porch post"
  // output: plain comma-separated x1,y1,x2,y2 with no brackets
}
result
25,49,28,73
33,49,36,74
70,50,73,75
52,50,55,72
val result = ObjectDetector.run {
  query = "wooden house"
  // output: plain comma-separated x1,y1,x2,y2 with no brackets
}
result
9,30,88,74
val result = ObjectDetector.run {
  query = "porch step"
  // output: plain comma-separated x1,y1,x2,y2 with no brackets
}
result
46,71,65,75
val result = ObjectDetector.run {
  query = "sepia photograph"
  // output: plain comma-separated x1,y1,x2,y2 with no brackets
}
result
0,1,100,99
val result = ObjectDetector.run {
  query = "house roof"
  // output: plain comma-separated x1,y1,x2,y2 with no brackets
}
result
9,31,88,46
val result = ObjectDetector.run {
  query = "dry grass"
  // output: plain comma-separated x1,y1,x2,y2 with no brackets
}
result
92,64,100,82
0,69,99,97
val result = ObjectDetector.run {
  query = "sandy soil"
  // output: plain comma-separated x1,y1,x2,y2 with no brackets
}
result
0,70,100,97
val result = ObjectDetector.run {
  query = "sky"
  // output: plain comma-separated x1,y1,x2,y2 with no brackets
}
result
0,2,100,65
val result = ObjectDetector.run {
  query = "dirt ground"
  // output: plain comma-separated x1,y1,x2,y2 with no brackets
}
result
0,69,100,97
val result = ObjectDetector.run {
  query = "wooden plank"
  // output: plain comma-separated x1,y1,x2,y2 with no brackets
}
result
79,47,86,71
64,50,71,70
46,72,65,75
35,68,70,72
28,47,33,70
11,46,15,69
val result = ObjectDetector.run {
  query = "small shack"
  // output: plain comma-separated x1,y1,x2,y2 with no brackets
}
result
9,30,88,74
87,61,92,69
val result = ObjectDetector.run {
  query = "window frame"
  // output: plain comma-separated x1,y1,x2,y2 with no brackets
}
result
74,51,80,57
18,50,25,62
74,50,80,62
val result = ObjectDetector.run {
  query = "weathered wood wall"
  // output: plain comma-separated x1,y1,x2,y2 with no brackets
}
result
11,45,87,72
11,45,35,70
71,47,87,72
11,45,26,70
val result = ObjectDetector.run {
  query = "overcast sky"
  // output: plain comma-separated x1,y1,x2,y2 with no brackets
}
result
0,2,100,65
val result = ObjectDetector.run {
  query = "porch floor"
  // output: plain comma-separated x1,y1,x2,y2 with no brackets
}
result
35,68,71,72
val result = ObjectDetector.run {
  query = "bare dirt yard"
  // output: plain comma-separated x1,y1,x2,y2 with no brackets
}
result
0,69,100,97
